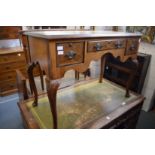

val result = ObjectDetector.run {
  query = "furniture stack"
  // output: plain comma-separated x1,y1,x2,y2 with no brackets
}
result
0,26,27,96
0,47,26,96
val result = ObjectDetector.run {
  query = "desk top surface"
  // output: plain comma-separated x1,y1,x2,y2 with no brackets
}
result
24,30,142,40
25,79,143,129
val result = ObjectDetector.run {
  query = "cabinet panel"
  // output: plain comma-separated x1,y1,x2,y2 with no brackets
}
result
0,52,25,63
0,26,22,39
0,61,26,72
125,38,139,55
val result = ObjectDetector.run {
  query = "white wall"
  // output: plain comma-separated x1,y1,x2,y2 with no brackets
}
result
95,26,126,31
139,42,155,111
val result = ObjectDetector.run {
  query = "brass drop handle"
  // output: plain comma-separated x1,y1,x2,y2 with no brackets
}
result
94,43,103,51
115,42,122,48
65,51,77,59
6,66,10,70
130,44,136,51
8,75,12,79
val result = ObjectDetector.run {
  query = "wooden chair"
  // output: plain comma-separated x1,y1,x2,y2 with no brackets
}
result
16,61,45,103
104,56,139,97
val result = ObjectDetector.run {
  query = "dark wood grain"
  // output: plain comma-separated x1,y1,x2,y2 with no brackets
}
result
46,78,60,129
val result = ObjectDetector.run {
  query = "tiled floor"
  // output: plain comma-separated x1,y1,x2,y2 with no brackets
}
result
0,93,24,129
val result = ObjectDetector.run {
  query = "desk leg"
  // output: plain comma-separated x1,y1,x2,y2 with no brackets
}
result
75,70,80,80
46,78,60,129
99,55,106,83
125,59,139,97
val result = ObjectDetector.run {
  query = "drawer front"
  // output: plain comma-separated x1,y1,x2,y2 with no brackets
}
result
0,52,25,64
0,68,26,81
0,80,17,92
87,39,126,52
125,38,139,55
0,61,26,73
56,42,84,66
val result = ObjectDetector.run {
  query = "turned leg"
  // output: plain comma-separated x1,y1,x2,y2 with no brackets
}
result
46,78,60,129
99,55,107,83
84,68,91,79
27,62,38,107
75,70,80,80
125,73,134,97
125,59,139,97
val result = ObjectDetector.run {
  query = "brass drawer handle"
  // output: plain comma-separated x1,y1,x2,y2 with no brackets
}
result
115,42,122,48
6,66,10,70
8,76,12,79
10,84,14,88
130,44,136,51
94,43,103,51
65,51,77,59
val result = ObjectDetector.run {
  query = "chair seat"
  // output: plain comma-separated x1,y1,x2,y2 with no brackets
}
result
25,79,137,129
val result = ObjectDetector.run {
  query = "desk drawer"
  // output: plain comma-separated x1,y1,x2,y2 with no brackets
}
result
87,39,126,52
0,52,25,63
0,80,17,92
0,61,26,73
125,38,139,55
56,42,84,66
0,68,26,81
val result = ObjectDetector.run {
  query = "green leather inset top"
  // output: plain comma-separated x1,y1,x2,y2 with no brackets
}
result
26,79,137,129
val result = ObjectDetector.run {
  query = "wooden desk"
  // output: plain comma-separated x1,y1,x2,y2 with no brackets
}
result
18,79,144,129
21,30,141,79
20,30,142,128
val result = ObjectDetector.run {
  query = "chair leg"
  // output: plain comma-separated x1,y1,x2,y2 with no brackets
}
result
125,59,139,97
27,62,38,107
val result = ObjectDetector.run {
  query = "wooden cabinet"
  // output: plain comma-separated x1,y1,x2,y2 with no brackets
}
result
0,47,26,96
0,26,22,40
